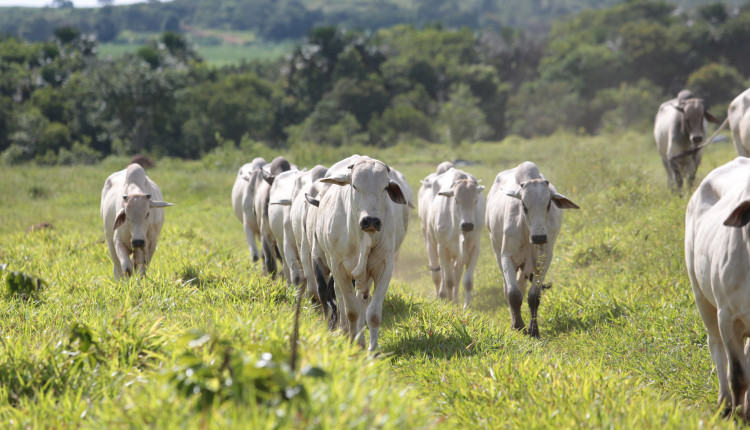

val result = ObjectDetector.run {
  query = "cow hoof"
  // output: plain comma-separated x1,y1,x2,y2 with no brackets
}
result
252,255,259,262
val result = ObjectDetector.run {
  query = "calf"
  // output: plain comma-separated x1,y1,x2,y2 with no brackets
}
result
423,167,485,307
485,161,578,338
101,163,173,280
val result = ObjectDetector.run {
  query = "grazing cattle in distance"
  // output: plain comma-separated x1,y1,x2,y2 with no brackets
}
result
729,88,750,157
231,157,267,262
654,89,720,192
289,165,329,299
422,167,485,308
254,156,293,277
101,163,173,280
685,156,750,418
486,161,579,338
313,156,409,351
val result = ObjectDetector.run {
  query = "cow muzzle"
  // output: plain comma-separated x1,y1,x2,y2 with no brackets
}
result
691,135,703,144
132,239,146,248
460,222,475,232
531,234,547,245
359,216,382,232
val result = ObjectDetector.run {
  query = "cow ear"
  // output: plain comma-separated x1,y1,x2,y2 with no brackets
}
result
724,200,750,227
387,180,408,205
504,188,521,200
261,168,275,185
320,172,351,186
305,193,320,207
270,199,293,206
438,190,454,198
113,209,126,230
551,193,580,209
150,200,174,208
477,185,485,192
705,110,720,124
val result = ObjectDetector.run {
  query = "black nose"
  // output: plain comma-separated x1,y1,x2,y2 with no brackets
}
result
359,216,381,232
460,222,475,232
692,135,703,144
531,234,547,244
132,239,145,248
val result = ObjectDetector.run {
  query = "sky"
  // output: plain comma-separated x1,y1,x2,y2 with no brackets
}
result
0,0,151,7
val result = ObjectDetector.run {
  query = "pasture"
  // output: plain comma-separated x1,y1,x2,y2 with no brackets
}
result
0,131,741,427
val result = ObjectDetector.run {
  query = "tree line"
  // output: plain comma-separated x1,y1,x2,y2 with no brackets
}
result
1,0,749,165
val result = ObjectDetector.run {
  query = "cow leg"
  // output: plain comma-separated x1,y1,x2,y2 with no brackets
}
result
331,264,364,347
426,231,441,296
527,281,541,339
692,287,730,413
660,156,676,190
314,261,337,330
718,308,750,415
115,239,134,279
498,253,524,331
300,239,319,302
452,259,463,304
243,221,260,262
261,235,277,277
367,260,393,353
438,243,456,301
461,238,480,309
106,238,124,280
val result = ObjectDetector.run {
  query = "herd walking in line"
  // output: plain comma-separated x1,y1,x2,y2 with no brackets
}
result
99,87,750,417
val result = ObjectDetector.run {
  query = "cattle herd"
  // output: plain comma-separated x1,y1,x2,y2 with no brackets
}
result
98,88,750,417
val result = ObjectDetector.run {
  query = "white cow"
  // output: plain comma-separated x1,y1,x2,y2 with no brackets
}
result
254,156,293,277
423,167,485,308
729,88,750,157
418,161,454,248
654,90,720,192
289,165,329,299
685,156,750,417
101,163,173,280
268,168,301,284
231,157,267,262
313,156,409,351
486,161,578,338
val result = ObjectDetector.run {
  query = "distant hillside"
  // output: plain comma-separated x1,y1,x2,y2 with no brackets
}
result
0,0,747,43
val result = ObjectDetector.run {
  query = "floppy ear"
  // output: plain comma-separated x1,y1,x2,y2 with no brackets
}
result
504,188,521,200
320,171,351,186
150,200,174,208
438,189,454,198
705,110,720,124
305,193,320,207
113,209,126,230
387,180,408,205
724,200,750,227
261,168,275,185
551,193,580,209
270,199,293,206
477,185,485,192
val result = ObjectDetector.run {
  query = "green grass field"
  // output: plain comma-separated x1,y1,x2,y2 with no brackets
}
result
0,132,742,427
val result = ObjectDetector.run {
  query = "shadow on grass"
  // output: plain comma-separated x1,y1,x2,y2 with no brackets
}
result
382,292,422,328
385,329,483,360
544,300,630,336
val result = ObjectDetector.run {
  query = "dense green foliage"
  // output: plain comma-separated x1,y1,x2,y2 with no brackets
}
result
0,130,743,427
1,0,750,165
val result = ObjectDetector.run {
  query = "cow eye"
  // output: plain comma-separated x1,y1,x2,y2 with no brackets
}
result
547,200,551,211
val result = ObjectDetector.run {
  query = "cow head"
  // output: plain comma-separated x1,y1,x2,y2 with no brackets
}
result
439,178,484,233
321,159,407,233
674,98,720,145
114,193,174,249
505,179,578,244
